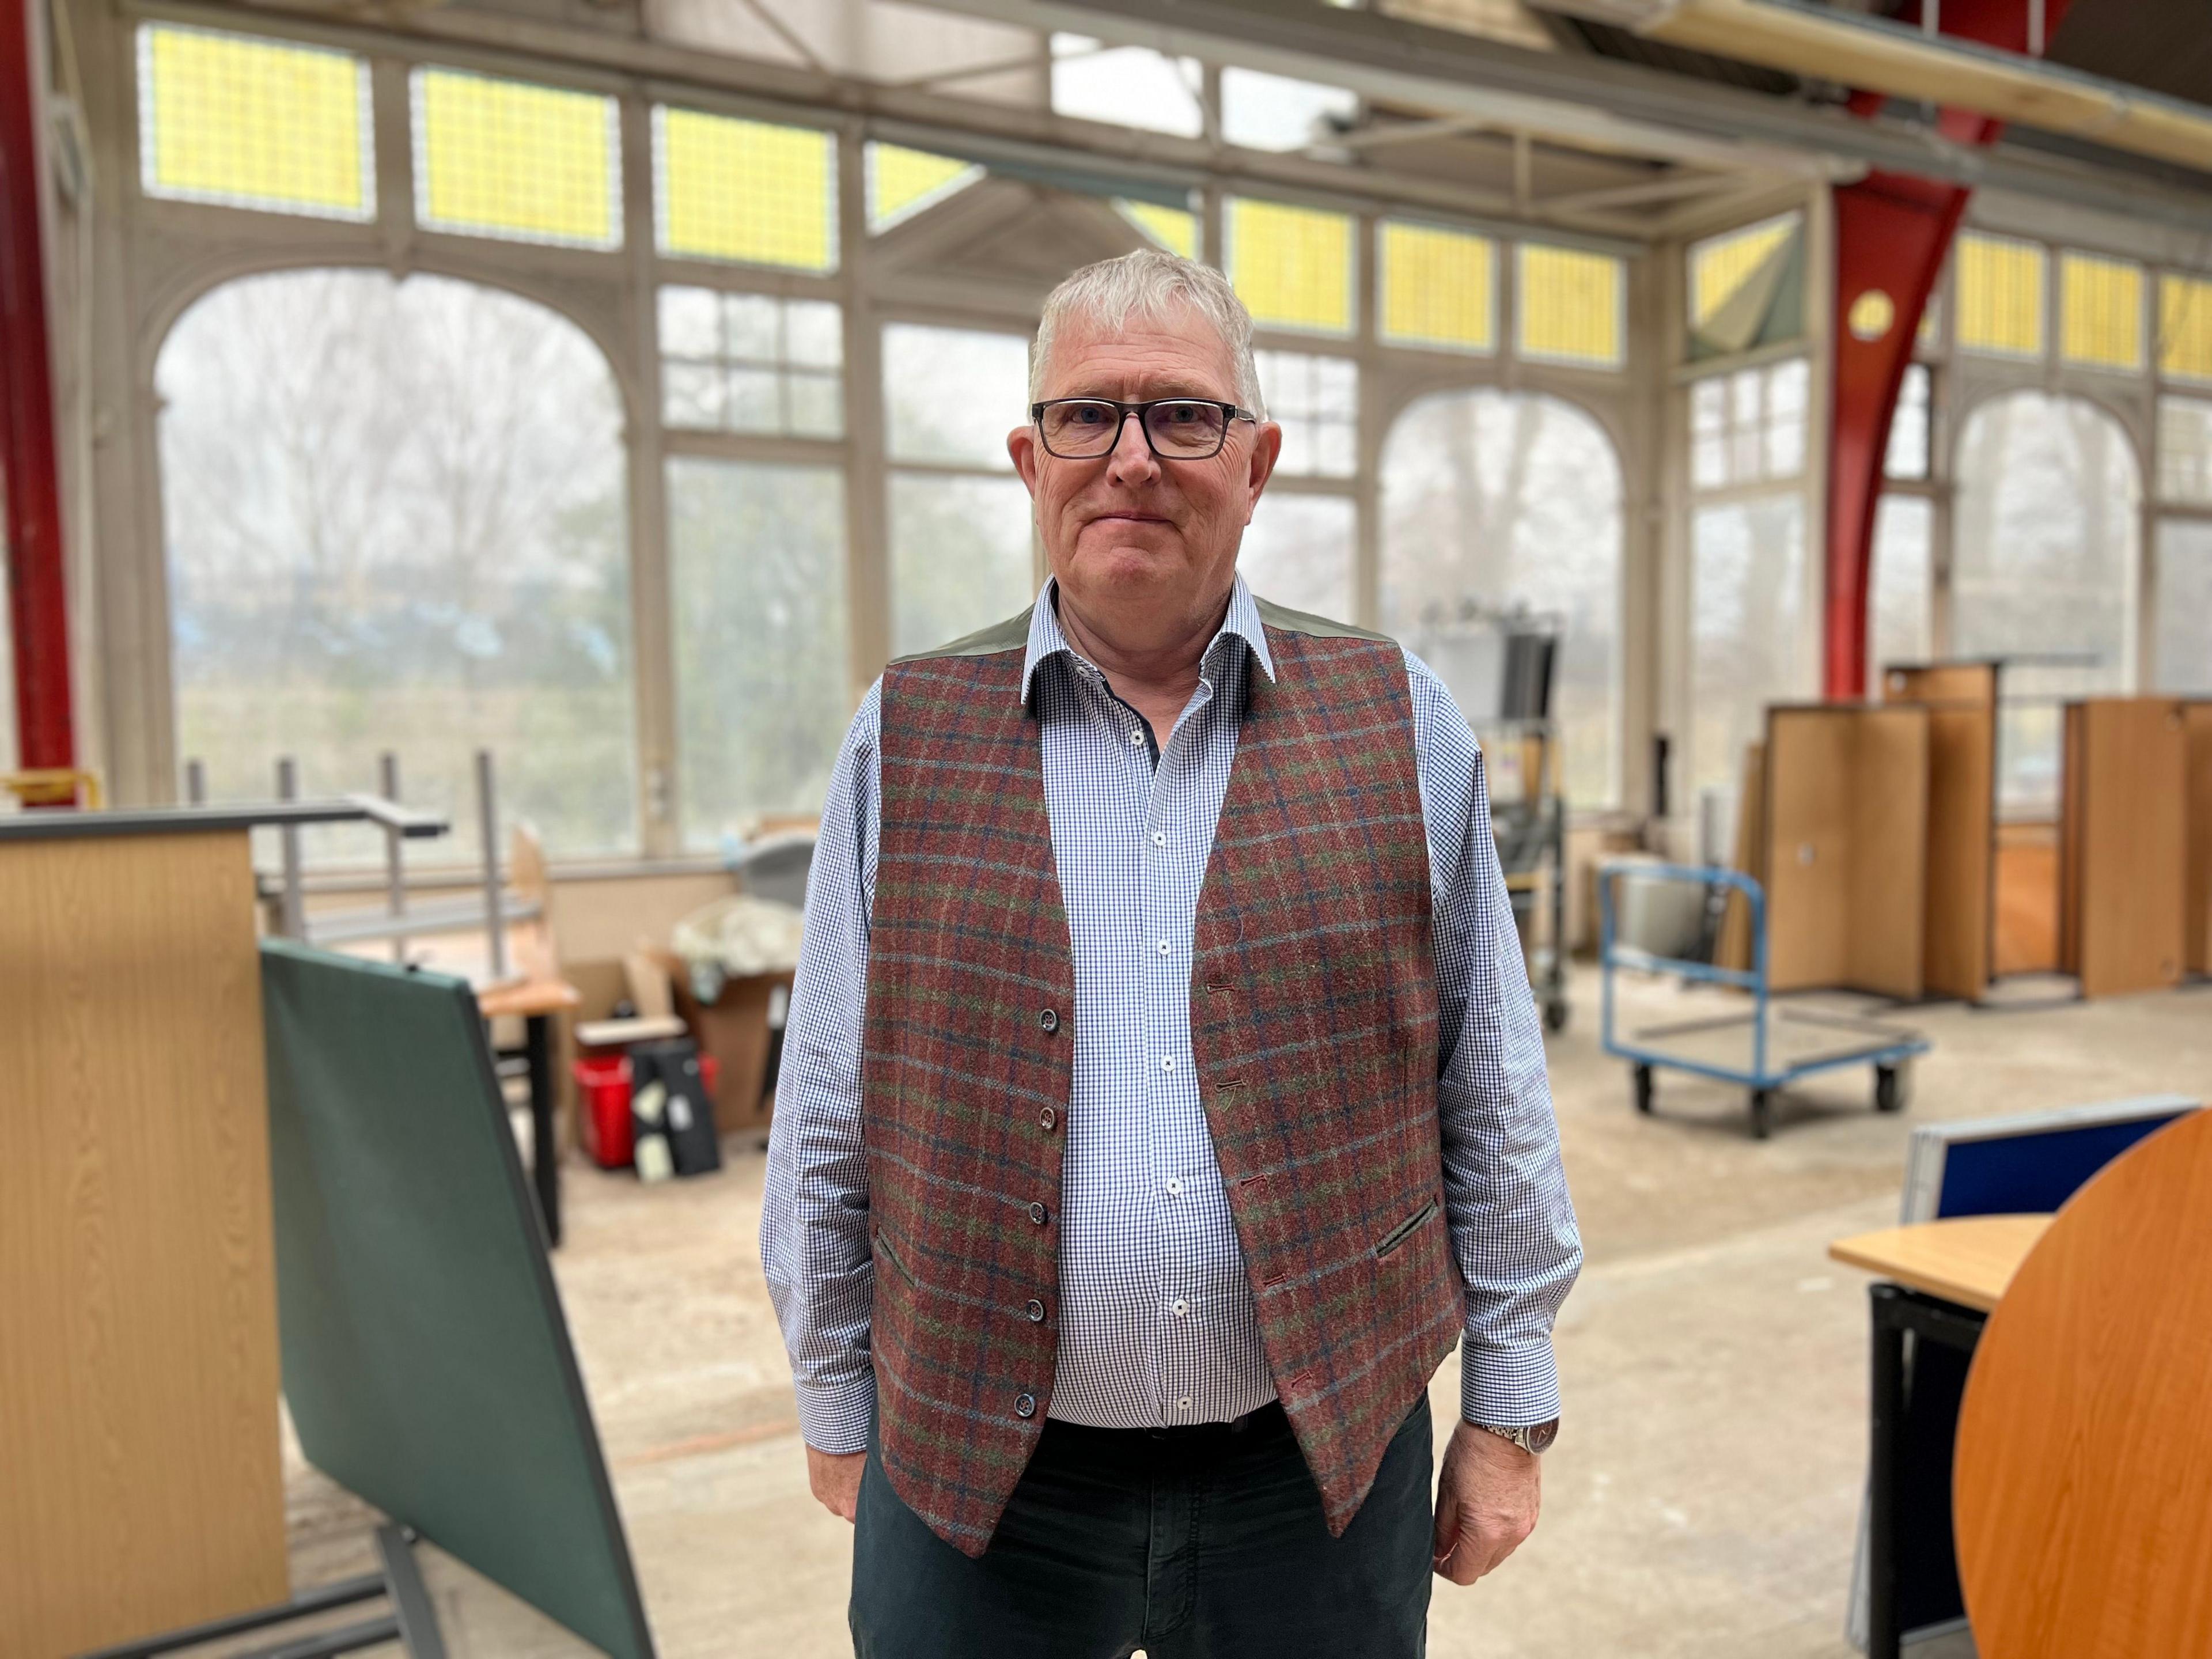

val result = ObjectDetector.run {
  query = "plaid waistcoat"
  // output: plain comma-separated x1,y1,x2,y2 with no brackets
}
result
862,598,1464,1557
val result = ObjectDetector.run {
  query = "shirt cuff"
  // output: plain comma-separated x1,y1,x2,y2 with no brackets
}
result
794,1370,877,1456
1459,1336,1562,1428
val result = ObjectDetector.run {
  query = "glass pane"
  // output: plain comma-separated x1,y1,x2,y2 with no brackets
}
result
1221,67,1357,153
786,300,844,369
2155,520,2212,695
411,68,620,249
725,367,780,431
1117,199,1199,259
657,284,719,359
1380,390,1623,809
883,324,1028,467
668,459,852,847
1692,436,1728,492
889,474,1035,655
1050,34,1202,138
1886,364,1931,481
2157,396,2212,505
1688,213,1798,331
1690,378,1725,437
1517,244,1623,368
653,106,836,272
787,373,843,440
2162,274,2212,384
1869,494,1933,673
159,270,636,862
1953,392,2140,813
866,143,980,230
1240,494,1354,619
721,292,780,361
1688,495,1808,800
1380,222,1494,353
1956,233,2044,358
137,24,371,220
2061,252,2142,370
1226,198,1354,336
661,360,724,429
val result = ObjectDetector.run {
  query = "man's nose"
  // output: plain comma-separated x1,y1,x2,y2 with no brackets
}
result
1105,409,1159,480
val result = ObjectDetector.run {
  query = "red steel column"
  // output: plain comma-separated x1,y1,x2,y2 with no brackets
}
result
1823,0,2074,699
0,0,73,772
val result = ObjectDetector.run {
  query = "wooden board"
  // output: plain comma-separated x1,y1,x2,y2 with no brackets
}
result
1884,664,1997,1002
0,833,289,1658
1956,1108,2212,1656
1994,821,2060,976
2188,703,2212,977
2059,703,2085,978
1827,1213,2051,1313
2064,699,2187,999
1764,709,1854,992
1846,707,1930,999
1713,739,1764,974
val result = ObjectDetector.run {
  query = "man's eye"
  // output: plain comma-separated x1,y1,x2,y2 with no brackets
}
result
1160,404,1202,424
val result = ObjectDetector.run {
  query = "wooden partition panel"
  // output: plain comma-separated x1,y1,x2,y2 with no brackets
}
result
2188,704,2212,977
1847,709,1932,997
1884,664,1997,1001
1994,823,2061,976
2062,699,2187,999
0,833,288,1658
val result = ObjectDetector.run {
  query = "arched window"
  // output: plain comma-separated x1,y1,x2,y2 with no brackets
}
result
158,269,635,857
1380,389,1623,808
1953,391,2140,813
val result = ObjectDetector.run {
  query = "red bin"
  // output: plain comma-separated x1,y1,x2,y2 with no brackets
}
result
574,1053,719,1169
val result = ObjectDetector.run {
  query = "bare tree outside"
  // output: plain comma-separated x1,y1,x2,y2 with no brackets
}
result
158,268,634,863
1380,389,1623,809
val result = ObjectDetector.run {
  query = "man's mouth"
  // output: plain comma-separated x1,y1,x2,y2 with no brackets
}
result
1091,510,1171,524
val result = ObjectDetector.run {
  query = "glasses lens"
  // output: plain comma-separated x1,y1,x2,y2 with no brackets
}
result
1040,400,1121,456
1145,401,1227,457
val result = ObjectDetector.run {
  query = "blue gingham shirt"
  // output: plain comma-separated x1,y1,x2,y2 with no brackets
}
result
762,575,1581,1454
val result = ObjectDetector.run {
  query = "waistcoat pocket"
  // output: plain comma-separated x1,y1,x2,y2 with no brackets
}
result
1374,1198,1439,1260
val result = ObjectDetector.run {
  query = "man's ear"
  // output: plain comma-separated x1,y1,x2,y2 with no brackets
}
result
1010,426,1041,495
1245,420,1283,510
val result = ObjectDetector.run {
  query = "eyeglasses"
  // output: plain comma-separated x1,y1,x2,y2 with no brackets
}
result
1030,397,1257,461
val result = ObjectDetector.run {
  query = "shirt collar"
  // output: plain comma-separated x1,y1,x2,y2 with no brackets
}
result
1021,573,1275,704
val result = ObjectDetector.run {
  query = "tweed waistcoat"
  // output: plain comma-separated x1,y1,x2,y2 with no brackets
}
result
861,600,1464,1557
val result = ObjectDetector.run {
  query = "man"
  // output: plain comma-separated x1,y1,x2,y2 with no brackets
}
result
762,248,1580,1657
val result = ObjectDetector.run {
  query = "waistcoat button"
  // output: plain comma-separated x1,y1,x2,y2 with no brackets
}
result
1026,1298,1046,1322
1039,1107,1058,1131
1029,1202,1048,1226
1016,1392,1037,1418
1038,1008,1059,1033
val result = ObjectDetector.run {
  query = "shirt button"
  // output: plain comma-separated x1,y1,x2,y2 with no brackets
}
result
1129,729,1145,746
1016,1392,1037,1419
1178,1397,1193,1411
1171,1297,1190,1317
1150,831,1166,847
1039,1106,1058,1131
1026,1298,1046,1323
1038,1008,1059,1033
1157,940,1171,955
1029,1202,1049,1226
1166,1178,1183,1196
1161,1056,1176,1071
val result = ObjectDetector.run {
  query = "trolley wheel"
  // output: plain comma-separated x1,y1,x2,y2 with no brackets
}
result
1875,1062,1910,1115
1749,1089,1774,1141
1633,1064,1654,1115
1545,998,1570,1035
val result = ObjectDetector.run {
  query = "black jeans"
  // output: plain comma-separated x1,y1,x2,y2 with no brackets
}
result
850,1395,1434,1658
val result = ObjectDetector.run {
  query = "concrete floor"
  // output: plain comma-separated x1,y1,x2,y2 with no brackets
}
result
265,968,2212,1658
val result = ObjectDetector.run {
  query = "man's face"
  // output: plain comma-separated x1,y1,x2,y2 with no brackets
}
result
1009,304,1281,622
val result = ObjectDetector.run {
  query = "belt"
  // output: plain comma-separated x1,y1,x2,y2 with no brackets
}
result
1046,1400,1289,1448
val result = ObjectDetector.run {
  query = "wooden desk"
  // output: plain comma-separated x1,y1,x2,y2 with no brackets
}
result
1830,1214,2050,1659
479,976,580,1249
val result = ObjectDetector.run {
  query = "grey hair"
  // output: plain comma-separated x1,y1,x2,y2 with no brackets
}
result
1030,247,1268,420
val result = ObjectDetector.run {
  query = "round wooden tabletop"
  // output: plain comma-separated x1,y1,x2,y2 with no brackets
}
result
1955,1106,2212,1657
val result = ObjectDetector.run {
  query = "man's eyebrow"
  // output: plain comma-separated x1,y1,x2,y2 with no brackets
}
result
1059,381,1230,401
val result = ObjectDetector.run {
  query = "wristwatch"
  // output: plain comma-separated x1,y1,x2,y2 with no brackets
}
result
1472,1418,1559,1455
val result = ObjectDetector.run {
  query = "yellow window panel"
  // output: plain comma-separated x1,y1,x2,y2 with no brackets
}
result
1118,200,1198,259
412,67,619,249
1690,214,1796,331
1956,233,2044,358
1226,198,1354,336
137,24,370,219
2161,274,2212,384
1380,221,1494,353
654,107,836,271
868,144,981,230
2061,253,2143,370
1517,243,1623,368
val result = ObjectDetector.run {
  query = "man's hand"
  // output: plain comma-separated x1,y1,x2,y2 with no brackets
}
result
1431,1421,1541,1585
807,1444,866,1522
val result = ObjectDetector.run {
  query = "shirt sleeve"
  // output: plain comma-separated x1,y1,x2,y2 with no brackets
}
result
759,680,882,1455
1404,649,1584,1429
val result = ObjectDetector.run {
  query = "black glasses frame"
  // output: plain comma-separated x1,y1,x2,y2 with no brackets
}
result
1029,397,1259,460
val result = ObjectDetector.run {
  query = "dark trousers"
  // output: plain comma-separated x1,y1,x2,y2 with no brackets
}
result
850,1395,1435,1658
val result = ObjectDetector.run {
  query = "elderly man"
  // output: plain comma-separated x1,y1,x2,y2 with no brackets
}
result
761,248,1580,1657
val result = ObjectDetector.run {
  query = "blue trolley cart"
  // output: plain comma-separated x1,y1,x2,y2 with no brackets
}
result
1598,861,1929,1140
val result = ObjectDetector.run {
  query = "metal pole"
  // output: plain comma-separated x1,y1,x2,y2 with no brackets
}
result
276,757,305,940
476,749,507,981
380,752,407,963
183,759,206,805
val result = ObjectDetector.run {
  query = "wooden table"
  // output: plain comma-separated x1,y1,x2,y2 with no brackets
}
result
1828,1214,2050,1659
479,976,581,1248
